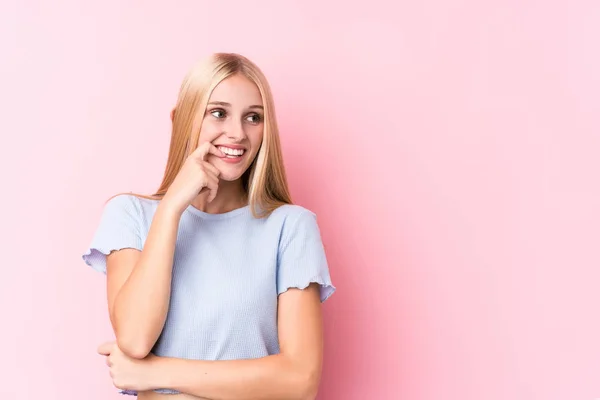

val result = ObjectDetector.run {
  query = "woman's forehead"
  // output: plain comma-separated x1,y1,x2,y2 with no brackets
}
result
209,74,263,106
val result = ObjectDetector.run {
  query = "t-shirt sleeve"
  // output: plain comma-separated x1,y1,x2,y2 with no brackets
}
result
81,194,143,274
276,209,336,303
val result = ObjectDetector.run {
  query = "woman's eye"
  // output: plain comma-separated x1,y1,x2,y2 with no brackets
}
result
246,114,262,124
210,109,225,118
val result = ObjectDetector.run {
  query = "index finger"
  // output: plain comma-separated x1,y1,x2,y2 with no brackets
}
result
97,341,114,355
195,142,224,161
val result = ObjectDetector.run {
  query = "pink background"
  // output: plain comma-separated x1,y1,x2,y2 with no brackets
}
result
1,1,599,399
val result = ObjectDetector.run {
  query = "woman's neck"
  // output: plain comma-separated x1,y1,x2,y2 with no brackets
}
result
190,179,247,214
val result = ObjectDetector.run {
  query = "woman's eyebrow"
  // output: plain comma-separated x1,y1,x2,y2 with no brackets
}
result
208,101,263,110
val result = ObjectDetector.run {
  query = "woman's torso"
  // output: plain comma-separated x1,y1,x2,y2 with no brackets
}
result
134,197,305,395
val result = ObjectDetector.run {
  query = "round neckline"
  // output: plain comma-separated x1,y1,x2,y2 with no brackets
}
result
184,203,251,219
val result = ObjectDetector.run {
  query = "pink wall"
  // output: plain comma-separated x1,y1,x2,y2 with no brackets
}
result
1,1,599,399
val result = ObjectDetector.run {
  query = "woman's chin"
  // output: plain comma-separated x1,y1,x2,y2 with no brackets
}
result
218,170,246,182
215,159,253,182
214,155,252,179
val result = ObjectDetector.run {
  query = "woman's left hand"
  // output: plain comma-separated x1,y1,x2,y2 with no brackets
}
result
97,341,157,392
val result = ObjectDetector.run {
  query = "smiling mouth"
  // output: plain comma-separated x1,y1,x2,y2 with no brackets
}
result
217,146,246,158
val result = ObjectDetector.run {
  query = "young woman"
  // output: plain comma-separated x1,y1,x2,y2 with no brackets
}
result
82,53,335,399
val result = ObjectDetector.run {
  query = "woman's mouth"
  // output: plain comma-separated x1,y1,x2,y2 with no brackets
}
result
217,146,246,163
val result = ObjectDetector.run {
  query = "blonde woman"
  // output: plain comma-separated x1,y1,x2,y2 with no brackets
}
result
82,53,336,399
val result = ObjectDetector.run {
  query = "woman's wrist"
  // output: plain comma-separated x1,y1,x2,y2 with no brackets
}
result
156,200,184,220
147,355,174,390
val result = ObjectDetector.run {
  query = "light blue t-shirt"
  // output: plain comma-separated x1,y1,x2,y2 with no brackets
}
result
82,194,336,395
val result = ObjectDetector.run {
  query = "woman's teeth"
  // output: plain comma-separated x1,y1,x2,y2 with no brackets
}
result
218,146,245,158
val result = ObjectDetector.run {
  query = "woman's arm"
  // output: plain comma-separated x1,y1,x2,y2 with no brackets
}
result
108,203,181,359
150,283,324,400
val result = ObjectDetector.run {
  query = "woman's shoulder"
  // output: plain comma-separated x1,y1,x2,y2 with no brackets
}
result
102,193,159,226
267,204,323,234
270,203,318,220
101,193,143,217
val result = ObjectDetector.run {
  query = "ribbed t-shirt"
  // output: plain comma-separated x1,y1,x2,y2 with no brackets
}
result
81,194,336,395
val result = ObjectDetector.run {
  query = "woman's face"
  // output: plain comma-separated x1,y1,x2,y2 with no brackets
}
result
198,73,264,182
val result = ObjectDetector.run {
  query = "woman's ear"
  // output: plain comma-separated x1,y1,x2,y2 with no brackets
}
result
170,108,176,122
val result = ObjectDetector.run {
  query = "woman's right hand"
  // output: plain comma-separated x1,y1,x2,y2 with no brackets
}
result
161,141,225,215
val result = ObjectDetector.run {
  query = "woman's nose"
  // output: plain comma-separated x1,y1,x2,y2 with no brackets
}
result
226,121,246,141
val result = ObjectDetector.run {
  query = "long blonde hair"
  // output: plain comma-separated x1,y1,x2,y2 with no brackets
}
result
108,53,292,218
